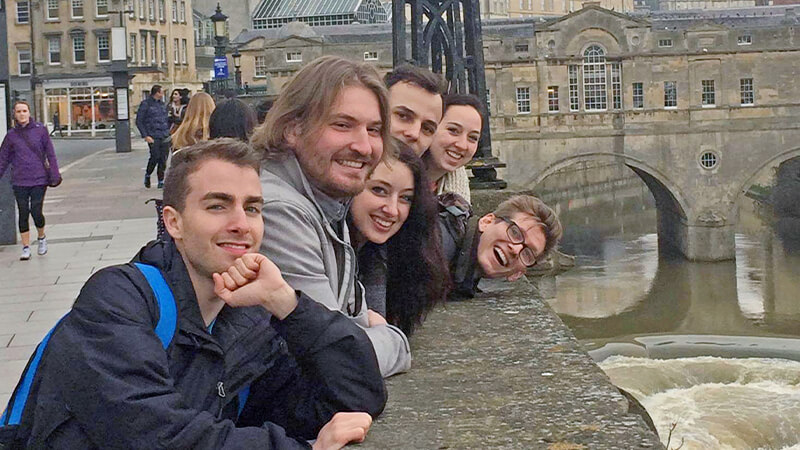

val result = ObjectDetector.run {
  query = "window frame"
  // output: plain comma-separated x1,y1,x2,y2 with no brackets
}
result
664,81,677,109
72,34,86,64
179,0,186,22
148,0,155,20
140,32,147,63
286,51,302,63
171,0,177,22
180,38,187,64
48,37,62,65
737,34,752,46
47,0,60,20
97,34,110,62
71,0,84,19
632,82,644,109
582,45,608,111
516,86,531,114
658,38,673,48
96,0,109,17
18,49,32,76
150,34,157,64
160,35,167,65
740,78,754,106
130,33,137,63
363,51,378,61
158,0,165,21
255,55,267,77
547,86,559,113
610,62,622,110
568,65,579,112
701,79,715,107
17,1,30,24
173,38,179,64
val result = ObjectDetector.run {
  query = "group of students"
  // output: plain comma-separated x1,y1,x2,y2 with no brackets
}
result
1,56,563,449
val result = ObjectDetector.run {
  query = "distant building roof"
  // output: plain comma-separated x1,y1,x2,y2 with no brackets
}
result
254,0,361,20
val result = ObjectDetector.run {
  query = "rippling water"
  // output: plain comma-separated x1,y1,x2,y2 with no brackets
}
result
536,163,800,448
600,356,800,450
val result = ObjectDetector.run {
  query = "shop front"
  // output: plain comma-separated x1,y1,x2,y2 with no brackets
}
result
43,77,117,137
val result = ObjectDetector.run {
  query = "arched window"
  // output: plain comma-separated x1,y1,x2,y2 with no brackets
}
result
582,45,607,111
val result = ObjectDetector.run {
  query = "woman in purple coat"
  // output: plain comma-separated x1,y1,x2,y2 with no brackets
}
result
0,101,61,260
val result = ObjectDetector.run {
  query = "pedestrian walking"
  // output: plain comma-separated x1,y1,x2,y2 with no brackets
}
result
49,111,63,137
0,101,62,260
136,84,170,189
167,89,187,134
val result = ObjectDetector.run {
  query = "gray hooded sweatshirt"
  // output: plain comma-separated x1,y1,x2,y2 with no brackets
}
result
260,152,411,377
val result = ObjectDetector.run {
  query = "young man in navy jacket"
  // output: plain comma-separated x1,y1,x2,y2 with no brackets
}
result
1,138,385,449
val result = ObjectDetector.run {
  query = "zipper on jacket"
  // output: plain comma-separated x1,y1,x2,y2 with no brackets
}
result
217,381,225,398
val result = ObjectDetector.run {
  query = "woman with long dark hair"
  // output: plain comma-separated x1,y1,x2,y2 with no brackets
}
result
0,101,61,260
349,139,450,336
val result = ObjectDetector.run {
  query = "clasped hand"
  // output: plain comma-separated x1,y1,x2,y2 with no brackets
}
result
212,253,298,320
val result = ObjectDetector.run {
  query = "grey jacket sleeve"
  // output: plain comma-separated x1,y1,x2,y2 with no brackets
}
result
261,200,411,377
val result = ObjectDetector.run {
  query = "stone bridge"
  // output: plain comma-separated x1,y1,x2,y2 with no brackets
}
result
492,106,800,261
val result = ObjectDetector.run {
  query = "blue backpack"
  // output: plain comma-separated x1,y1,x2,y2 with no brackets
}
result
0,263,177,444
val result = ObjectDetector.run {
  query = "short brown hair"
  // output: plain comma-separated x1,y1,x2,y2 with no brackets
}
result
493,195,563,262
384,65,447,96
250,55,390,158
163,138,260,212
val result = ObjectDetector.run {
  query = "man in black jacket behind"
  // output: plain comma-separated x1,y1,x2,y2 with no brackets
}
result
2,139,385,449
136,84,170,189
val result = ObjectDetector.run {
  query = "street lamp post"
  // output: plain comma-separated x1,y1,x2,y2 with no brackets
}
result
210,4,229,96
232,48,242,92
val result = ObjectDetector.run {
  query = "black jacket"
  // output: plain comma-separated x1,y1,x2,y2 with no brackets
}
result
15,240,386,449
135,96,170,139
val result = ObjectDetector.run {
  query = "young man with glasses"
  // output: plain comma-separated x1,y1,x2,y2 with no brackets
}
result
440,194,563,298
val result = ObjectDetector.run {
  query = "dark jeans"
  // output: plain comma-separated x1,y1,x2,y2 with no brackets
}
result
13,185,47,233
146,138,170,181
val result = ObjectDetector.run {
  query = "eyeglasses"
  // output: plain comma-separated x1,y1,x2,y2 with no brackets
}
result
498,216,539,267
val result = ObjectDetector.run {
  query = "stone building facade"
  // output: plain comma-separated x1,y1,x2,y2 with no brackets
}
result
4,0,199,136
233,5,800,259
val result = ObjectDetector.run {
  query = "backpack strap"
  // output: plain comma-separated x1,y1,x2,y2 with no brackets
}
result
1,263,178,431
133,263,178,350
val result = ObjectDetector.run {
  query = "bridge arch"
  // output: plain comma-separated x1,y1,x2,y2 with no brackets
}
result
734,146,800,204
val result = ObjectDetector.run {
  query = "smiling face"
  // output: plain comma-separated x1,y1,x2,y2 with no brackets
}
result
164,159,264,279
388,82,443,156
14,103,30,126
171,90,181,103
289,85,384,198
427,105,482,176
477,212,546,281
350,160,414,245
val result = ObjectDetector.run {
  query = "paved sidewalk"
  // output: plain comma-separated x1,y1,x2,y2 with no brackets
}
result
0,140,160,408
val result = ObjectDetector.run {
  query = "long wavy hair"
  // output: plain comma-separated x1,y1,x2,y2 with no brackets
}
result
172,92,215,149
381,142,451,335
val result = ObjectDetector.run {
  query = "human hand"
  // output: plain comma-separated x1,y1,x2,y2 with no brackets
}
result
145,136,154,144
312,412,372,450
213,253,297,319
367,309,387,327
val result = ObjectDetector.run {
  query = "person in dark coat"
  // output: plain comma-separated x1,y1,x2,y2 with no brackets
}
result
0,101,61,261
0,139,385,449
136,84,171,189
48,111,63,137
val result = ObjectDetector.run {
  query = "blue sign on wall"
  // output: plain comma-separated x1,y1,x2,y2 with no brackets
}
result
213,57,229,79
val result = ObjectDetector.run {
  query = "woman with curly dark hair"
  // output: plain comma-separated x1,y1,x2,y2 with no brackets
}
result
349,138,450,336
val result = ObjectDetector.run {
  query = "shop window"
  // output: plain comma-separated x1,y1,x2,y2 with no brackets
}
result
740,78,754,106
664,81,677,108
73,35,86,63
49,38,61,64
47,0,59,20
516,87,531,114
98,35,110,62
71,0,84,18
18,49,32,76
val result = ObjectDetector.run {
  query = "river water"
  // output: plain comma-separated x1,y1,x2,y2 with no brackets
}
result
534,162,800,449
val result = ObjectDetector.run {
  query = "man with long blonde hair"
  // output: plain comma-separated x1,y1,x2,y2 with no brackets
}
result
251,56,412,378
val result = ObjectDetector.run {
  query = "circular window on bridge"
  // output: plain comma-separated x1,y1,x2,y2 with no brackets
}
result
700,151,718,170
